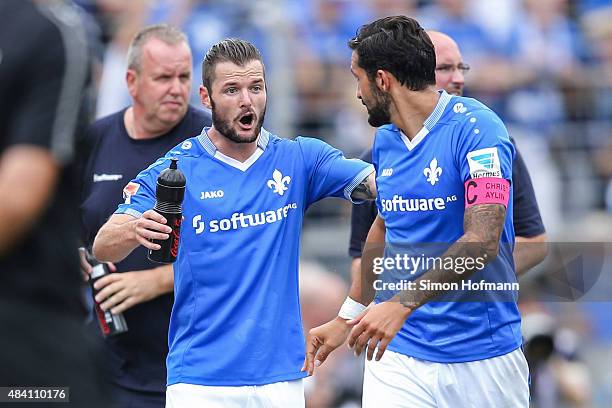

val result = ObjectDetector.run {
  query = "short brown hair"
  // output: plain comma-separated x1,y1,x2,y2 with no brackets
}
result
201,38,264,90
127,24,188,72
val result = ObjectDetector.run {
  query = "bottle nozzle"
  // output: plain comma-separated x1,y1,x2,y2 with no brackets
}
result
170,158,178,170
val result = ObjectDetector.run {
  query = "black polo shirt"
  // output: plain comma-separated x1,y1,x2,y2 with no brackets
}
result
80,105,211,392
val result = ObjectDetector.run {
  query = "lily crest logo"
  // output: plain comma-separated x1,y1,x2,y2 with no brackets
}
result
423,158,442,185
267,169,291,196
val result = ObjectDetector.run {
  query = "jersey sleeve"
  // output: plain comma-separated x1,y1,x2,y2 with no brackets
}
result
512,146,545,237
349,200,378,257
371,131,384,217
115,155,173,218
349,148,377,257
455,109,515,185
297,137,374,206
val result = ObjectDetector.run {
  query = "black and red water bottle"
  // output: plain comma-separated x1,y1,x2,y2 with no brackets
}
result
88,254,128,337
148,157,186,264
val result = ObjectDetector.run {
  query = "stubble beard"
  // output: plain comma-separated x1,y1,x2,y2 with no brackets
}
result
366,85,392,127
210,98,266,144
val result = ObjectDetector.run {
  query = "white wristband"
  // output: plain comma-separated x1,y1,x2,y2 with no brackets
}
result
338,297,367,320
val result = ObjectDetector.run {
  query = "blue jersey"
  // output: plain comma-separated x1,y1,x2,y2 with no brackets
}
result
116,128,373,386
373,91,522,363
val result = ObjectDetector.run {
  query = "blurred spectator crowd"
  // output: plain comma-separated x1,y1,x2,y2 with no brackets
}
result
74,0,612,223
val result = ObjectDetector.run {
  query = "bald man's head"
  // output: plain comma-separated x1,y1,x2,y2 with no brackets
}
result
427,30,467,96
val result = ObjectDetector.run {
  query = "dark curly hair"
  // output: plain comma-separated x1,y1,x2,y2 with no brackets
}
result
348,16,436,91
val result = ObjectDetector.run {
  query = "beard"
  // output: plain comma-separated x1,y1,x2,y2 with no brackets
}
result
210,98,266,144
366,85,392,127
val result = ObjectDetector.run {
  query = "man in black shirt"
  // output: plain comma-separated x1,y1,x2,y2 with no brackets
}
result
0,0,108,406
80,24,211,407
349,31,547,283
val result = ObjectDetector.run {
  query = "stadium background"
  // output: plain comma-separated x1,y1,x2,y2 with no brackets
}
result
72,0,611,406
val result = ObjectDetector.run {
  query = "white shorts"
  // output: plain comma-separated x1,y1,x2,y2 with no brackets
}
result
363,348,529,408
166,379,304,408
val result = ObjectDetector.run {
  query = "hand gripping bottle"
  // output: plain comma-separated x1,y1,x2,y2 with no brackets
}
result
148,158,186,263
88,254,128,337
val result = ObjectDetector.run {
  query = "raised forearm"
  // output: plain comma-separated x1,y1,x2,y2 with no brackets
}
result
399,204,506,310
514,234,548,276
93,214,141,263
350,215,385,305
153,264,174,295
94,211,171,263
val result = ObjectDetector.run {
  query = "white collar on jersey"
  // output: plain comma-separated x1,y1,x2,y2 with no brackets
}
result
197,127,270,172
400,90,453,151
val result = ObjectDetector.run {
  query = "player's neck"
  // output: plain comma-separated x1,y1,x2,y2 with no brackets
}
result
207,127,259,162
125,106,176,140
391,87,439,141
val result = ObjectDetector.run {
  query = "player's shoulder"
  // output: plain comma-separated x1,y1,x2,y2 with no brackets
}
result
376,124,400,136
372,124,400,152
271,132,330,154
442,96,509,145
444,96,504,129
139,135,204,175
164,134,206,160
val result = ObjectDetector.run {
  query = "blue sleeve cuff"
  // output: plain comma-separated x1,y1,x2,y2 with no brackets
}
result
344,164,375,204
115,207,143,219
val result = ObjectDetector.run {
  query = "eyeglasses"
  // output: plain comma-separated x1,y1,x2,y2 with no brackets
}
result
435,63,470,74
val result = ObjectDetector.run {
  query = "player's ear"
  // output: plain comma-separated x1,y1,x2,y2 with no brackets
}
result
126,69,138,98
376,70,390,92
200,85,212,110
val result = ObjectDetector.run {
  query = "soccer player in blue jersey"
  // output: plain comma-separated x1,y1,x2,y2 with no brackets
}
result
92,38,376,407
304,16,529,407
347,31,547,298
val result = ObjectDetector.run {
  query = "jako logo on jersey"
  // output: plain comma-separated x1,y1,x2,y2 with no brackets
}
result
200,190,224,199
453,103,467,114
423,158,442,185
181,140,192,150
466,148,502,178
381,168,393,177
267,169,290,196
192,203,298,234
192,215,205,234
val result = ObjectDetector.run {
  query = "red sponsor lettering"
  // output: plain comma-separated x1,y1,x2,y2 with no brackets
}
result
94,303,110,335
170,217,182,258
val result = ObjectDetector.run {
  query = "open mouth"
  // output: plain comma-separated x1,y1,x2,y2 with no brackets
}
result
238,113,255,130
